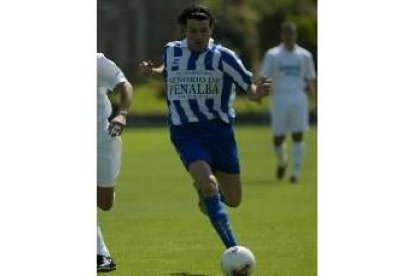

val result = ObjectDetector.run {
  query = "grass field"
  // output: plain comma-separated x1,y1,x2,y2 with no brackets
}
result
98,126,317,276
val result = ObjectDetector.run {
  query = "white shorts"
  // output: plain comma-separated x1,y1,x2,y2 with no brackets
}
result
270,92,309,136
97,123,122,188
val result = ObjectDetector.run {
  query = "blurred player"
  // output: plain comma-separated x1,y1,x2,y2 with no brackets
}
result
139,4,271,253
260,22,316,183
97,53,133,272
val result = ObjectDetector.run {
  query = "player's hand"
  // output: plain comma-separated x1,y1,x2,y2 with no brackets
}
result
138,60,154,78
249,76,272,102
255,76,272,96
108,114,127,137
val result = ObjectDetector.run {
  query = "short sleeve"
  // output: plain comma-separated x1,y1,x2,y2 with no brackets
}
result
97,54,128,91
305,52,316,81
220,47,253,92
260,51,273,78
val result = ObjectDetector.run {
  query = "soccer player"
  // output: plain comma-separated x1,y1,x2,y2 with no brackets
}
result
139,4,271,250
260,22,317,183
97,53,133,272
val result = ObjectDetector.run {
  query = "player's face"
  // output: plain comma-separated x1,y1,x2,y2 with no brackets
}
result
281,27,297,47
185,19,212,52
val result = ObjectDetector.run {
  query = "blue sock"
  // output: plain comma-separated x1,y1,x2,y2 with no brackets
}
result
203,194,237,248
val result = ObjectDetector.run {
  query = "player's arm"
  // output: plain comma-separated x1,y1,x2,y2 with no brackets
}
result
307,78,317,113
259,51,273,80
220,48,272,103
138,60,164,78
305,52,317,108
304,51,317,98
307,78,317,98
246,77,272,102
108,81,133,137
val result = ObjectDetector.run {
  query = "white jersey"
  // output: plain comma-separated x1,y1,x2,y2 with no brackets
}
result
163,39,253,125
260,44,316,95
97,53,128,123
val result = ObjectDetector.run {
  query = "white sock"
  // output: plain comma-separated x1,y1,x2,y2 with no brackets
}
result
275,144,288,167
292,142,305,177
97,223,110,257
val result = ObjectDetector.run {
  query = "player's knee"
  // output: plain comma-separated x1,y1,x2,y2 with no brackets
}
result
292,132,303,142
225,197,241,208
274,136,285,146
201,184,219,197
222,189,241,207
200,176,219,197
97,187,115,211
98,199,113,211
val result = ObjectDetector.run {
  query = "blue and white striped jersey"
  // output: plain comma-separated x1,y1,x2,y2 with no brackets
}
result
162,39,253,125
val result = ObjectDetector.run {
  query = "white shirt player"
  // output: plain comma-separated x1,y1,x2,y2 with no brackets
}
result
260,44,316,96
97,53,128,124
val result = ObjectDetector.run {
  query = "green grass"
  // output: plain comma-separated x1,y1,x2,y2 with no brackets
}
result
98,126,317,276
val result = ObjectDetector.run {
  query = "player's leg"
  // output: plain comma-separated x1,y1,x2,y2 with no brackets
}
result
170,122,238,248
188,160,237,248
97,187,115,211
271,96,289,179
215,171,241,207
97,133,122,271
273,135,288,179
290,132,304,183
170,125,211,214
97,188,117,272
97,223,116,272
97,187,117,272
289,93,309,183
191,181,207,214
207,121,242,207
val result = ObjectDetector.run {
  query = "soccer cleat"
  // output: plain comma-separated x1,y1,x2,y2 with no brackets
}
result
276,164,287,180
289,175,299,183
97,255,116,272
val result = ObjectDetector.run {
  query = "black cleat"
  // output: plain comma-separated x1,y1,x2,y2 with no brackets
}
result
97,255,116,272
276,165,287,180
289,175,299,183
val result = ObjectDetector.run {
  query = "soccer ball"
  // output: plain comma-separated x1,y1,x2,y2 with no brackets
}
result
221,245,256,276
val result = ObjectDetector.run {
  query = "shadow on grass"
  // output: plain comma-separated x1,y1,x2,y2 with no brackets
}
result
168,272,210,276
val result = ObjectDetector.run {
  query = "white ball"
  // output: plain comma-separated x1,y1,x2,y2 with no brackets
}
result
221,245,256,276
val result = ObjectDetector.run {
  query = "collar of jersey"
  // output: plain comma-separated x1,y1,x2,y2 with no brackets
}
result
180,38,215,50
281,43,298,52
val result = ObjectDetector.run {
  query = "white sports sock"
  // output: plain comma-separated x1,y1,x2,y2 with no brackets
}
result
292,142,305,177
97,223,110,257
275,144,288,166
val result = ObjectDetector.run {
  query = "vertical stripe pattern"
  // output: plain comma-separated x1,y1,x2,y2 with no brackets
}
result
164,40,252,125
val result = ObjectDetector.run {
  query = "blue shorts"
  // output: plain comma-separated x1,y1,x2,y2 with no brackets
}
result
170,120,240,174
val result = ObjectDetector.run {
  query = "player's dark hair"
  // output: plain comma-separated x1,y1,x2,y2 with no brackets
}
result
177,4,215,27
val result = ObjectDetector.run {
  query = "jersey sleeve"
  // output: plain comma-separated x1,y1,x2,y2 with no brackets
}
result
260,51,274,78
97,54,128,92
220,48,253,92
161,43,171,78
305,52,316,81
